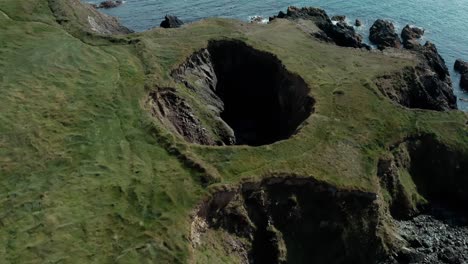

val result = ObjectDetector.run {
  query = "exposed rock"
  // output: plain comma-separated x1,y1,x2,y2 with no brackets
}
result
355,19,363,27
271,6,368,49
454,59,468,74
148,87,217,145
160,15,184,28
171,40,314,146
401,25,424,49
378,135,468,263
461,74,468,91
389,213,468,264
250,16,265,24
49,0,132,34
370,19,402,49
194,175,383,264
98,0,122,9
376,42,457,111
331,15,346,22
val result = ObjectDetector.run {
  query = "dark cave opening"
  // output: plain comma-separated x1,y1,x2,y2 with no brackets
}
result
171,40,315,146
207,40,314,146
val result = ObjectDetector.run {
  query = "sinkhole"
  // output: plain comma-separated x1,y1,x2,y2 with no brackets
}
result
171,40,315,146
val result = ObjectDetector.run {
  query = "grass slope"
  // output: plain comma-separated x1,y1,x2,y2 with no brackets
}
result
0,0,467,263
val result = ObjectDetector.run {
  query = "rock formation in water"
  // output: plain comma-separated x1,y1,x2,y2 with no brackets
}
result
369,19,402,49
455,59,468,90
97,0,122,9
401,25,424,49
160,15,184,28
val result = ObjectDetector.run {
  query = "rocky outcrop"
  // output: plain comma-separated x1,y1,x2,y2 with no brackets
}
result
170,40,314,146
193,175,384,264
271,7,369,49
376,41,457,111
455,59,468,90
455,59,468,73
148,87,217,145
370,19,402,49
355,19,363,27
401,25,424,49
97,0,122,9
49,0,132,35
331,15,346,22
160,15,184,28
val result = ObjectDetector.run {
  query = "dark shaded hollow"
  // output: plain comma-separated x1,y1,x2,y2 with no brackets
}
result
379,135,468,220
196,177,383,264
207,40,314,146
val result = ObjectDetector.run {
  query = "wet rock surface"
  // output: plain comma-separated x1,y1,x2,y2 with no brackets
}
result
370,19,402,49
160,15,184,28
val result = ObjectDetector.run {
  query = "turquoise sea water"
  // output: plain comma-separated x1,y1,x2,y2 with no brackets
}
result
86,0,468,110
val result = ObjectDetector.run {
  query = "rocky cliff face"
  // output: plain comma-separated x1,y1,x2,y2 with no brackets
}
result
376,42,457,111
192,176,384,264
377,135,468,263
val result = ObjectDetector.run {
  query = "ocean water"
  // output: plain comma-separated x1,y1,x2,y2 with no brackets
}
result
86,0,468,110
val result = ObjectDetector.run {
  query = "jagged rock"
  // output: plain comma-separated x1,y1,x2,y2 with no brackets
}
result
160,15,184,28
331,15,346,22
98,0,122,9
455,59,468,91
401,25,424,49
460,75,468,91
355,19,362,27
454,59,468,74
376,41,457,111
370,19,402,49
271,6,367,49
328,21,369,49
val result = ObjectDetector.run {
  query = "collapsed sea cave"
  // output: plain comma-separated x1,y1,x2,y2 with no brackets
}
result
170,40,315,146
191,176,384,264
378,135,468,263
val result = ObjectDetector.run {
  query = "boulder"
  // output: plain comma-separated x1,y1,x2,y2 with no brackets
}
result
454,59,468,90
355,19,362,27
401,25,424,49
98,0,122,9
160,15,184,28
454,59,468,74
369,19,402,49
331,15,346,22
461,74,468,91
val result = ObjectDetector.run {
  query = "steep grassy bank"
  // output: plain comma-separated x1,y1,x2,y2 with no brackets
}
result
0,0,467,263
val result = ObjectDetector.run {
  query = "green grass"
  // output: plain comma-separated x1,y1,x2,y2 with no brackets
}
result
0,0,467,263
